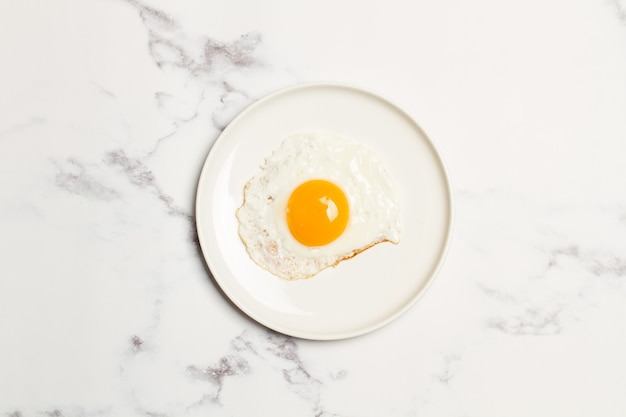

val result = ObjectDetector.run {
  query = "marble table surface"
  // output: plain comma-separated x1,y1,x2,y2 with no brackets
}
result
2,0,626,416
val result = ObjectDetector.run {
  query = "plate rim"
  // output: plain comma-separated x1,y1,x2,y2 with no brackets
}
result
195,81,455,340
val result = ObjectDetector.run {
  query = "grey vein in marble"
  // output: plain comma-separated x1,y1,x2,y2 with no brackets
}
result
546,244,626,279
130,335,144,353
434,353,463,385
478,277,565,336
480,238,626,336
125,0,262,138
7,407,110,417
0,117,46,139
476,283,519,304
185,330,337,415
211,81,252,132
187,356,250,404
487,307,563,336
154,92,199,122
104,1,267,247
104,150,193,227
477,281,564,336
145,90,204,156
126,0,261,78
614,0,626,23
55,158,120,201
265,332,322,404
590,255,626,277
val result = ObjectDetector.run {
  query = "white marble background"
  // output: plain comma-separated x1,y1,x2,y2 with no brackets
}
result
2,0,626,416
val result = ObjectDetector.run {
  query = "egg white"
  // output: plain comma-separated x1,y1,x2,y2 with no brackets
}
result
236,132,401,280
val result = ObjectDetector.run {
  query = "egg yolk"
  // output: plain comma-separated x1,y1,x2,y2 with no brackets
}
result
286,179,349,247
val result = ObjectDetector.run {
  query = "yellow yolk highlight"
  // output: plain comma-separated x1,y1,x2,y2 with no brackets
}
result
286,179,349,247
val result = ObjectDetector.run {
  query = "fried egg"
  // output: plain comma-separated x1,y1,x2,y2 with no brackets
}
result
236,132,401,280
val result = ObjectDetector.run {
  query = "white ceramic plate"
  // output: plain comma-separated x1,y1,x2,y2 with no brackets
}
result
196,83,452,340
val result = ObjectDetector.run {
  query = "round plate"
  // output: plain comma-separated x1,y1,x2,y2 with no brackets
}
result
196,83,453,340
